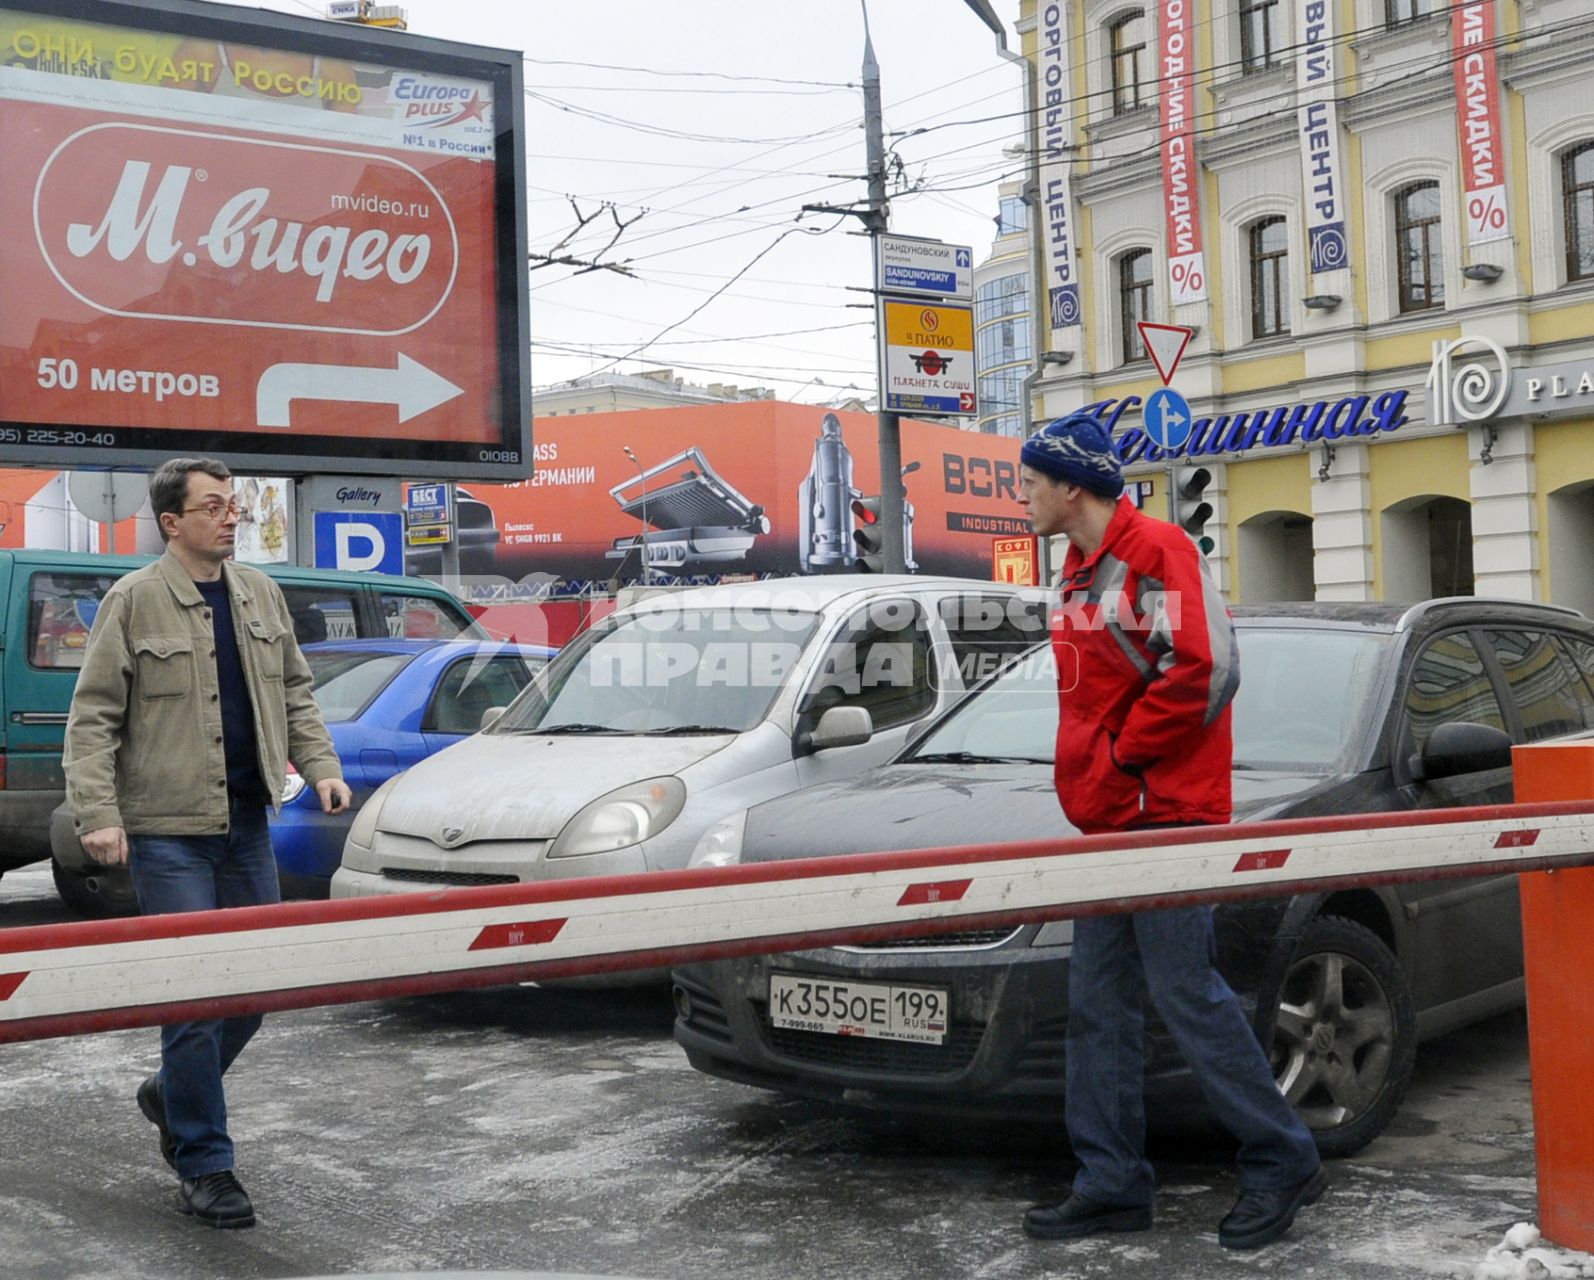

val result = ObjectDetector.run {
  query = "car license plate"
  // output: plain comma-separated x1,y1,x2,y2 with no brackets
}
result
768,973,949,1045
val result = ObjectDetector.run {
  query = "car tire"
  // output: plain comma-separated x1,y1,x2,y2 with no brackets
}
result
1264,915,1416,1159
51,858,139,919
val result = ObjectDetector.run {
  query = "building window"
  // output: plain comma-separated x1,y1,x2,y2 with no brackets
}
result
997,196,1028,235
975,272,1027,326
1119,248,1153,363
1240,0,1279,71
1109,10,1148,115
1249,216,1290,339
977,317,1031,369
1385,0,1436,26
1564,143,1594,283
1395,181,1445,313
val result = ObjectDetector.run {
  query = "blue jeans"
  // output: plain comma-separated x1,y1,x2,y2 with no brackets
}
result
1066,904,1321,1207
128,800,279,1179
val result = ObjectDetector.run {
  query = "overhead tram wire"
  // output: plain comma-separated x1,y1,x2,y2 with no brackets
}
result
575,216,851,380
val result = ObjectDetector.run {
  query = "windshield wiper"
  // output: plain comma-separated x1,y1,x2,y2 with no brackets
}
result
523,722,627,734
907,750,1050,765
633,724,742,736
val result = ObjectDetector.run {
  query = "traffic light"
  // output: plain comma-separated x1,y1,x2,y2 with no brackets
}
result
1169,465,1215,555
852,495,886,573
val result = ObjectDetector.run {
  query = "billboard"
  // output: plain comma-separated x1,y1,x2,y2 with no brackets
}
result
0,0,529,478
404,402,1030,596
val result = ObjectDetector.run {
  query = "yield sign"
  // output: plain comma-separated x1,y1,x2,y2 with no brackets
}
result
1137,322,1195,386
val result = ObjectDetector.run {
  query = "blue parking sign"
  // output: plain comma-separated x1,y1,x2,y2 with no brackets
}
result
313,512,403,575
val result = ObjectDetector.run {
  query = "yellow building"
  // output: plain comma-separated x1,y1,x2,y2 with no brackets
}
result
1020,0,1594,610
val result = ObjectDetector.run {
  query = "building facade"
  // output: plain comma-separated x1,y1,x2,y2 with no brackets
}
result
974,183,1034,437
1021,0,1594,609
535,369,775,417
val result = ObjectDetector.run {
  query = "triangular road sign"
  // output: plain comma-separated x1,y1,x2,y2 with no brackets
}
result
1137,322,1195,386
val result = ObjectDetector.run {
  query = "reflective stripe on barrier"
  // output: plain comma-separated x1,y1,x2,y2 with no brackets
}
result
3,799,1594,1044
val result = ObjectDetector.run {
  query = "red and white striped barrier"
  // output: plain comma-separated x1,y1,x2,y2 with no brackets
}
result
3,799,1594,1044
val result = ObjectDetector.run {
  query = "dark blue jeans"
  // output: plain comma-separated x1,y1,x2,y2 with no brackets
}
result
1066,904,1321,1207
128,800,279,1179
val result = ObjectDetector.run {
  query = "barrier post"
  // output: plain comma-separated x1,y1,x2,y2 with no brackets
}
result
1515,742,1594,1250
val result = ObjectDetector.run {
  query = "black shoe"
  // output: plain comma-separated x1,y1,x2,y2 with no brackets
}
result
1024,1193,1153,1240
1218,1166,1328,1250
136,1075,177,1172
178,1170,256,1230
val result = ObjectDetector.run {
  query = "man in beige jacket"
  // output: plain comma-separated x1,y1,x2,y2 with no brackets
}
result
64,457,351,1230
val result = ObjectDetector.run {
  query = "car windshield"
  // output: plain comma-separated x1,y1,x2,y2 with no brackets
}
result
305,649,415,722
1231,627,1390,770
905,647,1058,764
497,606,822,735
902,625,1390,772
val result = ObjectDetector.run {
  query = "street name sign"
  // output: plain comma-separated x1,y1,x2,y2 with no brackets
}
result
878,235,974,302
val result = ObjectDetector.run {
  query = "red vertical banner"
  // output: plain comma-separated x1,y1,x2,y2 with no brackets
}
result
1159,0,1206,304
1453,0,1509,246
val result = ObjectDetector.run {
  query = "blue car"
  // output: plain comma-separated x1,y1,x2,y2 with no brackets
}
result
49,638,554,914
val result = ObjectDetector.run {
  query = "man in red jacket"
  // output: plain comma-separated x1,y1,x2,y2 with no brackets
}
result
1016,413,1325,1250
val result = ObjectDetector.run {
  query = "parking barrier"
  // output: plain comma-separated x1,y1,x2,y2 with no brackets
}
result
1516,743,1594,1252
3,798,1593,1052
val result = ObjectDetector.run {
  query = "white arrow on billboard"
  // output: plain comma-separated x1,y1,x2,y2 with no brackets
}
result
256,355,463,428
1137,322,1195,387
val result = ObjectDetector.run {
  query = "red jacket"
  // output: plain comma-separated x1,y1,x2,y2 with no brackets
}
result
1051,499,1239,834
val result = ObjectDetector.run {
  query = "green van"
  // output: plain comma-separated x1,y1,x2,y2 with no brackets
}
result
0,549,484,892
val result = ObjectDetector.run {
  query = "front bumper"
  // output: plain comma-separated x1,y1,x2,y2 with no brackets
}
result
332,831,648,898
674,925,1255,1119
674,930,1076,1118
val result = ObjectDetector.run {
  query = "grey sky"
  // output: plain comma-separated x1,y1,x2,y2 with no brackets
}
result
238,0,1027,404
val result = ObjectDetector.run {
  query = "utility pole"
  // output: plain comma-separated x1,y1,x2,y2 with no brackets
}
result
860,5,906,574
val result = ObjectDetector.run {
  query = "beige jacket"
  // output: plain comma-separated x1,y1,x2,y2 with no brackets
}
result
63,552,341,837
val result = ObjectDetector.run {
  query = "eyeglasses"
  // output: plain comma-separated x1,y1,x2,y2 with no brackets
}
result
182,498,242,520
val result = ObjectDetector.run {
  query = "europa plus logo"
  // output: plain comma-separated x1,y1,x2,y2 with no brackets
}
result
32,122,460,336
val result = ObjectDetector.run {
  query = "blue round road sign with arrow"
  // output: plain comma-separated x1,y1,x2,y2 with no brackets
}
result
1144,387,1194,451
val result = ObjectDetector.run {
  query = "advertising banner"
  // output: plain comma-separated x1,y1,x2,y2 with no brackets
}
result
1036,0,1081,328
0,0,529,478
1452,0,1509,247
403,402,1028,595
1295,0,1350,275
881,300,977,416
1158,0,1206,305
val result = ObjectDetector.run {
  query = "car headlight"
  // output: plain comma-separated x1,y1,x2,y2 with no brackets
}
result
347,775,399,850
549,777,687,858
689,811,746,868
280,767,306,806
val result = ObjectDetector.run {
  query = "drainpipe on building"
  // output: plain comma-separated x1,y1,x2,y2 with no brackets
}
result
960,0,1052,584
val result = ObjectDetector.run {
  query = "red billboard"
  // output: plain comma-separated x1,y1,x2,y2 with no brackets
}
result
407,402,1031,593
0,0,529,478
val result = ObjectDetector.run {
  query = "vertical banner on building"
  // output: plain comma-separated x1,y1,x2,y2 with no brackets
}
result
1036,2,1081,328
1295,0,1349,274
1159,0,1206,304
1453,0,1509,245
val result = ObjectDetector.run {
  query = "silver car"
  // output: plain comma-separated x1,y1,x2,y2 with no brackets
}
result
332,576,1046,896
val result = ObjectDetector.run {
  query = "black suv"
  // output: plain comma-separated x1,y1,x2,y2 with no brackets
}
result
674,600,1594,1156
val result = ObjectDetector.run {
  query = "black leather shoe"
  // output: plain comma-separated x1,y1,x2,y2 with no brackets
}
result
1218,1166,1328,1250
136,1075,177,1172
178,1170,256,1230
1024,1193,1153,1240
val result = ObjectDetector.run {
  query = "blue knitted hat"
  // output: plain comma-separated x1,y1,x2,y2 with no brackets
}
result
1020,412,1124,498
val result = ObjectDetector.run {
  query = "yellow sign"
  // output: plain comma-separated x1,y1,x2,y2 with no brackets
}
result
992,535,1038,585
881,300,977,416
407,524,451,545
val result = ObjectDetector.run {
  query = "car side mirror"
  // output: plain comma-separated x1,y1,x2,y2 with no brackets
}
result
480,706,506,732
1410,721,1513,783
805,706,874,753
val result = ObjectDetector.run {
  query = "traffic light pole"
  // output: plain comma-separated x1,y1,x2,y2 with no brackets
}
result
862,8,906,575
